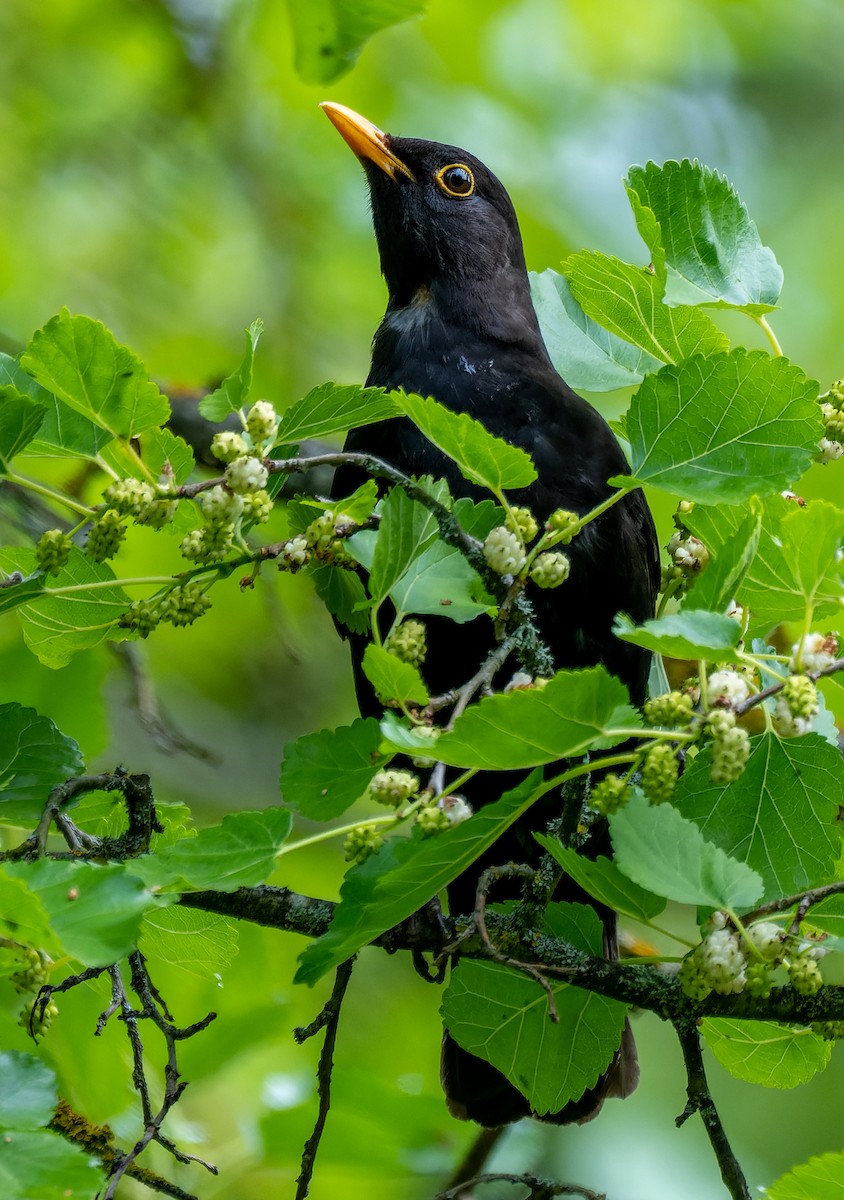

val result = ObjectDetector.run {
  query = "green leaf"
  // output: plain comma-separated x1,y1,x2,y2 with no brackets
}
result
0,547,130,668
0,1129,104,1198
274,382,398,445
530,269,659,392
130,808,292,892
398,392,537,493
625,159,783,313
333,477,379,524
441,903,628,1115
387,539,494,624
138,905,239,980
684,505,762,614
533,834,666,922
0,703,84,824
0,351,111,461
609,788,763,909
0,573,46,615
281,718,387,820
138,426,195,484
0,386,46,472
295,769,544,985
768,1152,844,1200
4,860,154,966
310,564,371,634
565,251,728,365
613,610,741,662
433,666,637,770
0,1053,57,1131
21,310,170,438
617,351,821,503
287,0,426,84
804,895,844,939
361,644,429,706
673,734,843,901
0,869,55,948
199,319,263,421
367,486,439,603
702,1019,831,1089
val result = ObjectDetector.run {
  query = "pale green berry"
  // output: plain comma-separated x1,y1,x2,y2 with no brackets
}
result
710,725,751,784
103,478,156,516
505,506,539,543
86,510,126,562
226,455,269,494
811,1021,844,1040
416,805,451,836
36,530,73,575
744,960,773,998
384,619,427,667
644,691,694,727
344,824,384,864
120,599,161,639
245,400,278,445
640,742,679,804
678,951,712,1001
159,583,212,627
589,773,629,815
483,526,526,575
788,955,823,996
529,551,571,589
368,769,419,807
200,484,244,527
545,509,580,543
135,496,178,530
241,489,273,524
746,922,784,962
211,430,249,463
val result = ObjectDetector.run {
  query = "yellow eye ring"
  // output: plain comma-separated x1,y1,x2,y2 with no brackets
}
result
435,163,475,198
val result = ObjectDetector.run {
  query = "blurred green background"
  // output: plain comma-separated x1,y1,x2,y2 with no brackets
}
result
1,1,843,1196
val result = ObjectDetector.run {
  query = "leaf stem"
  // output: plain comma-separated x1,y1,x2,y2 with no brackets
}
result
752,314,783,357
44,576,176,596
277,813,397,857
7,472,95,518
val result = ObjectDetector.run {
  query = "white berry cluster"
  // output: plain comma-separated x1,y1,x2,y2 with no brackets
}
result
415,793,473,838
368,769,419,808
385,619,427,666
790,632,839,675
482,505,579,586
679,917,787,1001
99,476,179,546
705,709,751,784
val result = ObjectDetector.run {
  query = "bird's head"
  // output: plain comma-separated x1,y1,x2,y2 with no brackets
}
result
321,102,538,343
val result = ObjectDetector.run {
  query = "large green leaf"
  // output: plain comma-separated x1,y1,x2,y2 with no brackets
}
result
280,718,388,820
0,351,111,460
310,564,371,634
367,486,439,605
4,859,155,966
673,734,843,902
441,903,628,1115
768,1151,844,1200
617,351,821,503
0,869,55,949
295,769,544,985
138,906,239,980
274,382,398,446
533,835,665,922
565,251,728,365
0,703,84,824
398,392,537,493
431,666,637,770
702,1020,831,1089
0,1129,104,1198
129,808,292,893
0,386,46,473
609,789,763,910
0,1053,57,1130
287,0,427,84
387,539,494,624
530,269,659,392
21,310,170,439
613,610,741,661
0,547,130,668
625,159,783,313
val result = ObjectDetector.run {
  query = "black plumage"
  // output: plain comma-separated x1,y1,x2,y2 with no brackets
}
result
322,103,659,1126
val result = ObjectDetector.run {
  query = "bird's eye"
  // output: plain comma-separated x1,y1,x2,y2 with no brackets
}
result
435,163,475,198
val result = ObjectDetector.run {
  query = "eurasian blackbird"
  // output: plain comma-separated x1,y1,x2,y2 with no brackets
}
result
322,102,659,1127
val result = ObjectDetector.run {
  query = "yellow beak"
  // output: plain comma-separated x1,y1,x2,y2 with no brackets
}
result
320,102,415,182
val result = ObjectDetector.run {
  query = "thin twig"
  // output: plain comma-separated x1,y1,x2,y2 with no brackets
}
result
741,880,844,926
441,1126,508,1196
110,641,218,761
674,1024,750,1200
294,958,355,1199
734,655,844,717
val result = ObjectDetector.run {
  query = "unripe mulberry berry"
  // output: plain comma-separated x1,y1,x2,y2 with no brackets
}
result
820,402,844,441
120,599,161,638
103,478,156,516
36,530,73,575
19,996,59,1038
744,960,773,998
791,632,839,675
211,430,249,463
241,489,273,524
811,1021,844,1041
159,582,212,627
699,928,747,994
644,691,694,727
788,954,823,996
245,400,278,446
640,742,679,804
483,526,526,575
589,773,629,815
368,769,419,807
707,668,751,707
385,619,427,667
344,824,384,864
135,496,178,530
304,511,338,551
710,725,751,784
545,508,580,543
226,455,268,495
86,510,126,562
781,674,819,720
280,535,310,570
529,551,571,589
200,484,244,527
505,506,538,543
678,952,712,1001
816,438,843,464
669,533,709,573
10,948,49,994
746,922,784,962
416,804,451,836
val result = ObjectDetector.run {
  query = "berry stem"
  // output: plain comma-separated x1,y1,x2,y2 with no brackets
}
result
277,812,398,857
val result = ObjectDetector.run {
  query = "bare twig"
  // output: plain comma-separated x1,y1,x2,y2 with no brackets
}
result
734,655,844,717
441,1126,507,1196
674,1023,750,1200
741,880,844,926
432,1172,606,1199
110,641,218,761
294,957,355,1199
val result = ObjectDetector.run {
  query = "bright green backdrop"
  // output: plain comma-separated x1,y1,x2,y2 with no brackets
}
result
0,2,842,1197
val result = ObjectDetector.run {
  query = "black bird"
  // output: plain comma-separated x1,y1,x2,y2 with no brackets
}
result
322,102,659,1127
